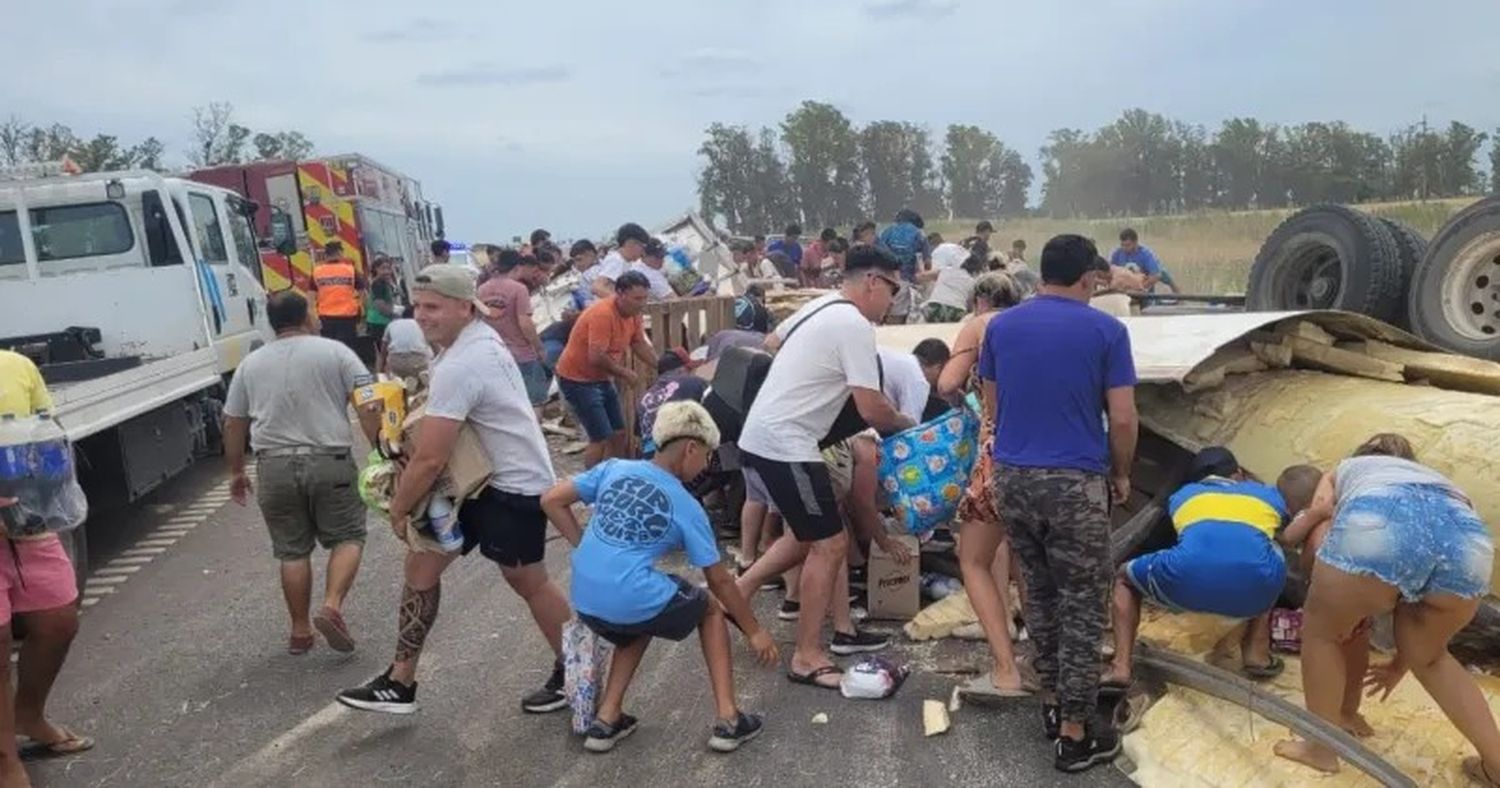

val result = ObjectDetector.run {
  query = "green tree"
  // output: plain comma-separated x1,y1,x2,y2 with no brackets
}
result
1438,121,1487,196
906,126,945,218
70,134,133,172
1491,131,1500,194
1390,122,1444,200
696,123,757,230
747,128,796,233
129,137,165,171
994,147,1032,216
781,101,863,227
942,125,1002,218
23,123,78,164
860,121,941,219
0,117,29,167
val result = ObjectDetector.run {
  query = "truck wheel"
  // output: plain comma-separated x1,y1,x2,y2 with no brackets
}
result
1407,196,1500,360
1246,205,1404,323
60,525,88,602
1377,217,1428,329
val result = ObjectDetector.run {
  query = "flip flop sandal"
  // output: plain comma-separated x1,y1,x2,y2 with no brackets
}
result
958,673,1031,705
19,728,95,761
288,634,316,655
1465,756,1500,787
1241,655,1285,680
313,607,356,653
787,665,843,690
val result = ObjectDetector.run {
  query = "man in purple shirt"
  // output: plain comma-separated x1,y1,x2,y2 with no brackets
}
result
979,233,1139,774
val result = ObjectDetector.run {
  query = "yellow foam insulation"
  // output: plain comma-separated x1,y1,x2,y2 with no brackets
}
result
1126,609,1500,787
1139,370,1500,593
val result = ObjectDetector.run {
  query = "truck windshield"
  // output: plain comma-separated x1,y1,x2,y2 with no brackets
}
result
30,202,135,265
0,211,23,277
225,198,263,285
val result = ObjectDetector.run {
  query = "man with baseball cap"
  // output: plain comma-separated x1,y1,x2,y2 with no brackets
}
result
338,265,574,716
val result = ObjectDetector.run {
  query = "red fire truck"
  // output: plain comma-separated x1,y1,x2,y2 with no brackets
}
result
189,154,443,293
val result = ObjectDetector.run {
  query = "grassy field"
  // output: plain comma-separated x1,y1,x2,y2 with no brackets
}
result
932,198,1476,295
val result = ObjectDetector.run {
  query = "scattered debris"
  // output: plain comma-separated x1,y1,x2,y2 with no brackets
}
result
948,686,961,713
811,712,829,725
902,591,978,641
923,700,951,737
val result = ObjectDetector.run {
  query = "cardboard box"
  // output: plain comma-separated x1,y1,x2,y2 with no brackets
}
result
867,535,920,620
400,405,494,502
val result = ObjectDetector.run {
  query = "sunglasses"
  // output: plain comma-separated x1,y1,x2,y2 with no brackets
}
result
872,272,900,296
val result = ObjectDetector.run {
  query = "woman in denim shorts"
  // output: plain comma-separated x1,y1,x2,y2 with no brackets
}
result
1275,433,1499,783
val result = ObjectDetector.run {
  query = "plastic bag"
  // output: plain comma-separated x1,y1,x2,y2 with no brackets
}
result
563,619,613,733
357,450,397,514
839,656,910,700
0,413,87,536
877,407,980,534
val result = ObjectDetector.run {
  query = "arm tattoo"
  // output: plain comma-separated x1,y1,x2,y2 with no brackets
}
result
395,583,441,663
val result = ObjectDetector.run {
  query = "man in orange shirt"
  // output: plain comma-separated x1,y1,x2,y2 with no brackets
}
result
554,271,659,467
310,241,367,350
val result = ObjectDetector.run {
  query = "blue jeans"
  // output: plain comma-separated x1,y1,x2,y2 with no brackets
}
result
1321,484,1494,601
516,359,551,407
557,377,624,442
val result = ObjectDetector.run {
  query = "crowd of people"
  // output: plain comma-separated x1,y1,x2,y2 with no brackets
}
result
6,204,1494,785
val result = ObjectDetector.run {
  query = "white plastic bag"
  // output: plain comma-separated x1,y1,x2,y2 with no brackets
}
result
839,656,910,700
0,413,87,536
562,619,613,733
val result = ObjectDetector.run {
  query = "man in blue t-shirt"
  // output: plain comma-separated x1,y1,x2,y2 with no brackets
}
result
765,223,803,268
1110,228,1177,293
978,233,1138,773
1104,447,1288,696
541,401,778,754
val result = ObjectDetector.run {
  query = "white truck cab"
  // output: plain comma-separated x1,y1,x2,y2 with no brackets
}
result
0,165,274,581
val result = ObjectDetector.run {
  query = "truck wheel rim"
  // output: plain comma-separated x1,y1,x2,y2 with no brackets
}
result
1439,232,1500,340
1271,233,1342,309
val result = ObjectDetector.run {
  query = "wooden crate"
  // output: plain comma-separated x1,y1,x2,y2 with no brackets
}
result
619,295,736,455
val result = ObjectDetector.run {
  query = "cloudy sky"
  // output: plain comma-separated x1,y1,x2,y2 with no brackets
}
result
7,0,1500,240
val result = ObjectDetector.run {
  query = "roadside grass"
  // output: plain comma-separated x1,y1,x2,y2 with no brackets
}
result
933,197,1475,295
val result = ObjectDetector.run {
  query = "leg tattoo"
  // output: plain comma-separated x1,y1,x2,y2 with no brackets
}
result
395,583,441,663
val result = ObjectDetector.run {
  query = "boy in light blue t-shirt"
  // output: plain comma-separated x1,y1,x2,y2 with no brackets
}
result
541,401,778,755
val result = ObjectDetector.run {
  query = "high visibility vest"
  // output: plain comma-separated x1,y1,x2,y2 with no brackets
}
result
313,261,359,318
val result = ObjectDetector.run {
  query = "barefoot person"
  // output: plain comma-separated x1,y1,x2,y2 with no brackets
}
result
732,245,915,689
224,292,382,655
1274,434,1500,782
936,272,1027,700
1276,463,1376,737
1104,447,1289,695
337,266,572,715
541,401,779,753
981,235,1138,773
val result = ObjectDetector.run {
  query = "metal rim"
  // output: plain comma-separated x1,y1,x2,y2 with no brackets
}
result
1267,232,1342,310
1438,231,1500,341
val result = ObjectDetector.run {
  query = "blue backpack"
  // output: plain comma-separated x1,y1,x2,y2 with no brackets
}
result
879,223,923,271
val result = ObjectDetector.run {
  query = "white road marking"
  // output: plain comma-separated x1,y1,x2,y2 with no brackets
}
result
81,597,100,608
136,538,179,548
92,566,140,576
120,547,167,557
108,556,155,566
165,516,204,525
155,529,194,538
213,702,351,787
86,575,130,586
81,586,115,598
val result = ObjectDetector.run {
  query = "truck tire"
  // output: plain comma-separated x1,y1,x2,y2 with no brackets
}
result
1377,217,1427,328
1246,205,1404,323
1407,195,1500,360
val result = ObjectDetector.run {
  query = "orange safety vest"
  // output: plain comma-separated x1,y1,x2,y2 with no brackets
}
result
312,260,360,318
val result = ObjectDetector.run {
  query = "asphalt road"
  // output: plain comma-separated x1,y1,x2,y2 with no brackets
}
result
29,449,1134,788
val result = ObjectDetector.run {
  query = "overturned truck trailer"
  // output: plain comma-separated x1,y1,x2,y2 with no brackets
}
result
877,309,1500,611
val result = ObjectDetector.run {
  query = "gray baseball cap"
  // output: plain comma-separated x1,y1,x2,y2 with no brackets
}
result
412,265,491,316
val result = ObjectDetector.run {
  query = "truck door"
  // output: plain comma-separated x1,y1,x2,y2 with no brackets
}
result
184,190,263,371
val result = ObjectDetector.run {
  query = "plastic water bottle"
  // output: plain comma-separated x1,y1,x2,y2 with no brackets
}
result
0,415,28,532
424,496,464,553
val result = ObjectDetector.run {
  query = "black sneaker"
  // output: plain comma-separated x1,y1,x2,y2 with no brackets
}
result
777,600,800,621
1054,727,1122,773
1042,702,1060,740
830,629,890,656
583,713,639,753
336,668,417,715
708,711,764,753
521,661,567,714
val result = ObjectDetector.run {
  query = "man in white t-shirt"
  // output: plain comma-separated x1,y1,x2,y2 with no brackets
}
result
930,236,971,271
337,265,572,717
630,238,676,301
590,222,650,300
732,246,916,689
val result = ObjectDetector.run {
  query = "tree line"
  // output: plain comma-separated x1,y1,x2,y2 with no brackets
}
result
0,102,314,174
697,102,1500,230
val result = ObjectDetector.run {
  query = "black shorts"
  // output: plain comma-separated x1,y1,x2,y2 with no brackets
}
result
457,487,548,567
578,576,709,647
740,450,843,543
320,316,359,347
